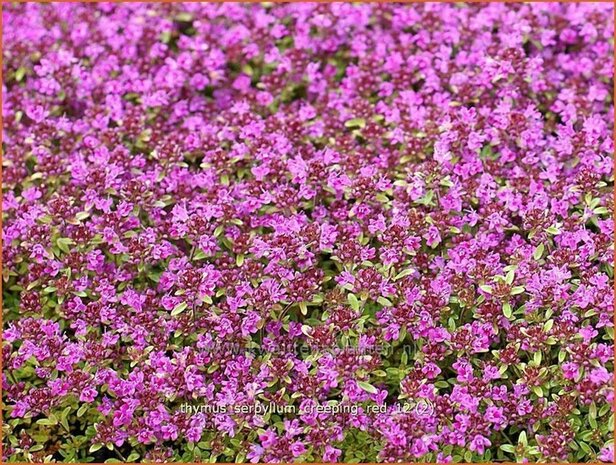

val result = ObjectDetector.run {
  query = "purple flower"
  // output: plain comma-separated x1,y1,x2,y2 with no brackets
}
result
323,445,342,462
469,434,491,455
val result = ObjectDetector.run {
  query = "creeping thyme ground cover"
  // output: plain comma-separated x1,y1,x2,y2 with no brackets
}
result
1,2,614,463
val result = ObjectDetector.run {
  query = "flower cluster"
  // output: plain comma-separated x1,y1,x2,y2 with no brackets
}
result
2,2,614,463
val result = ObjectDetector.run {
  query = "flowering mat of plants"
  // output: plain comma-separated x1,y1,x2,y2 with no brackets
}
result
1,2,614,464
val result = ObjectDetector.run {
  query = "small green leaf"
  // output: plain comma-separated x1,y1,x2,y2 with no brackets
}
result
15,66,26,82
518,431,528,446
60,406,71,432
510,286,525,295
175,12,193,22
589,401,597,419
345,118,366,129
533,243,545,260
503,303,513,318
171,302,188,316
36,418,57,426
77,403,89,418
348,293,360,311
300,325,312,337
56,237,74,254
298,301,308,316
479,284,493,294
377,296,393,307
89,444,103,453
500,445,516,453
357,381,377,394
579,441,593,455
193,249,207,260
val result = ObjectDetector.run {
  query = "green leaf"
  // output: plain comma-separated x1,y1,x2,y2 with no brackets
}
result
531,386,543,397
500,445,516,453
505,269,515,285
171,302,188,316
503,302,513,319
56,237,74,254
479,284,493,294
375,193,389,203
89,444,103,453
15,66,27,82
533,243,545,260
510,286,525,295
36,418,57,426
300,324,312,337
345,118,366,129
298,301,308,316
357,381,378,394
518,431,528,446
377,296,393,307
579,441,593,455
175,12,193,22
75,211,91,221
589,401,597,419
60,406,71,432
348,293,360,311
77,403,89,418
193,249,207,260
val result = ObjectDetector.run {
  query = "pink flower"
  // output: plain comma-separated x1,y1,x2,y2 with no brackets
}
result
598,444,614,463
79,387,98,403
562,362,579,380
323,445,342,462
589,367,611,385
469,434,491,455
